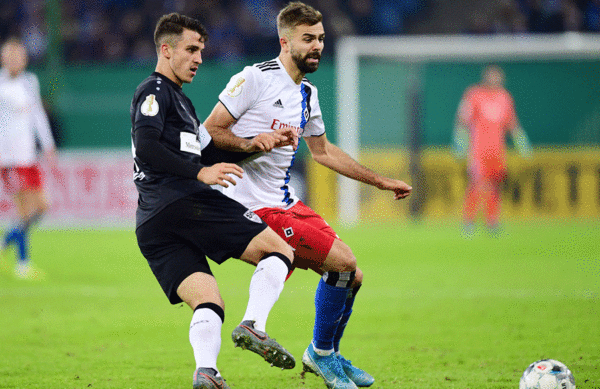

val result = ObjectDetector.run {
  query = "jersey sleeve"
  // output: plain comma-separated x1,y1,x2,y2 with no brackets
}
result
303,84,325,137
132,81,169,133
26,73,55,151
218,66,262,120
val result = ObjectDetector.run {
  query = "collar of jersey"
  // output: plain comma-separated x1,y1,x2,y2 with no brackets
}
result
274,57,305,87
152,71,182,90
0,68,23,81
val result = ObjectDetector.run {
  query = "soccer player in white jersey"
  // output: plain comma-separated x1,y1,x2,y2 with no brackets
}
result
0,38,56,279
204,2,412,388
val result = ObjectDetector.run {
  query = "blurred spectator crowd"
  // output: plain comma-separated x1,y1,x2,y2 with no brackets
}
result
1,0,599,66
463,0,599,35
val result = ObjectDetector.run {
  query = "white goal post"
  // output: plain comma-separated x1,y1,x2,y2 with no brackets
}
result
335,33,600,226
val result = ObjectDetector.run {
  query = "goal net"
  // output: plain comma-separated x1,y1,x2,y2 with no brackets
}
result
334,33,600,225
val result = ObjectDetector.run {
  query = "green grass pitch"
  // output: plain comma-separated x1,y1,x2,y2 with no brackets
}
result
0,220,598,389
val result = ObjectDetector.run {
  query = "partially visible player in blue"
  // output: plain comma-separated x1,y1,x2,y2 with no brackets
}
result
131,13,299,389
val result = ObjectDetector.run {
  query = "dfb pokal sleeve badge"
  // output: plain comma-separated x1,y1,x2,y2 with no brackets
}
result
141,94,159,116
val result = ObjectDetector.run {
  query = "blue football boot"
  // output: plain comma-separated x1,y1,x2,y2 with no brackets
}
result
337,354,375,387
302,343,358,389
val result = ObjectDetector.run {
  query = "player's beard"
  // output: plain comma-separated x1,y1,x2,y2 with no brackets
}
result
291,49,320,74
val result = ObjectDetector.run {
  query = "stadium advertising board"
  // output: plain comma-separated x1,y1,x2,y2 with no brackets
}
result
308,149,600,222
0,150,136,228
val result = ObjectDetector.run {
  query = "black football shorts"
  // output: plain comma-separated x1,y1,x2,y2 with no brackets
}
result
136,189,267,304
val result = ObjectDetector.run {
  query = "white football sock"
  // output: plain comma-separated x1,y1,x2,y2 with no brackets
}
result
189,308,222,373
242,255,289,332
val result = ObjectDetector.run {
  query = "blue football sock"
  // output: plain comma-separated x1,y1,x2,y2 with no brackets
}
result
16,230,28,263
3,226,21,247
333,285,361,353
313,277,351,351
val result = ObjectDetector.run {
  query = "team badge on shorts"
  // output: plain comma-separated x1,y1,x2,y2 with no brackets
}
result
284,227,294,238
244,210,262,224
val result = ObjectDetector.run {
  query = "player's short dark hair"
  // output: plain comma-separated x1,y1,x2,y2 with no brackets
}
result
277,2,322,37
153,13,208,53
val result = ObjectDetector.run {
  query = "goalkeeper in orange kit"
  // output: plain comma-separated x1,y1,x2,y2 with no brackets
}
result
453,65,531,235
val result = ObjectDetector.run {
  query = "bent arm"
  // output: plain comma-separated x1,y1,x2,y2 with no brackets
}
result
134,126,203,179
134,126,243,187
204,102,298,153
203,102,255,152
200,140,256,165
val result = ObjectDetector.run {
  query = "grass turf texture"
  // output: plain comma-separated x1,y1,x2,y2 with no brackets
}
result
0,221,598,389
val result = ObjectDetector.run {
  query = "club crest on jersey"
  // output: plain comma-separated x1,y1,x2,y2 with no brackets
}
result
244,210,262,224
227,77,245,97
141,94,159,116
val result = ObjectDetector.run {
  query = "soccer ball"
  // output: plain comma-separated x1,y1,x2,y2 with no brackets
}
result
519,359,576,389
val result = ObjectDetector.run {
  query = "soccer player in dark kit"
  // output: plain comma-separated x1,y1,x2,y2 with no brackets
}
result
131,13,298,389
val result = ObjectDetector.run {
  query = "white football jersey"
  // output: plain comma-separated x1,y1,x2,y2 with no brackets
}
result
0,69,54,167
218,57,325,211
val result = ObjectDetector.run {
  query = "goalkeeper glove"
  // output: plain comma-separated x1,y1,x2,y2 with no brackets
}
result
453,125,469,159
513,126,532,158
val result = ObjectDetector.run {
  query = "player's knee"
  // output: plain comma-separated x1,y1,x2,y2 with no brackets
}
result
278,243,294,265
243,228,294,265
266,240,294,266
324,257,356,272
259,251,293,276
177,273,225,310
263,228,294,264
324,242,356,272
341,255,357,272
353,267,363,287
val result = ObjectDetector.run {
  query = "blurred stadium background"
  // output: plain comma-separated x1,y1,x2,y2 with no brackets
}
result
2,2,600,388
1,0,600,226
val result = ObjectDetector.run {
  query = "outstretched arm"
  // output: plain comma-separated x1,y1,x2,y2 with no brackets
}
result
304,134,412,200
204,102,298,152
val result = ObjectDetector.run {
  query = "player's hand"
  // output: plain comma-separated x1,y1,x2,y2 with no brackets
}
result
197,163,243,188
274,126,299,151
378,179,412,200
243,133,280,153
453,126,469,160
243,126,299,152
